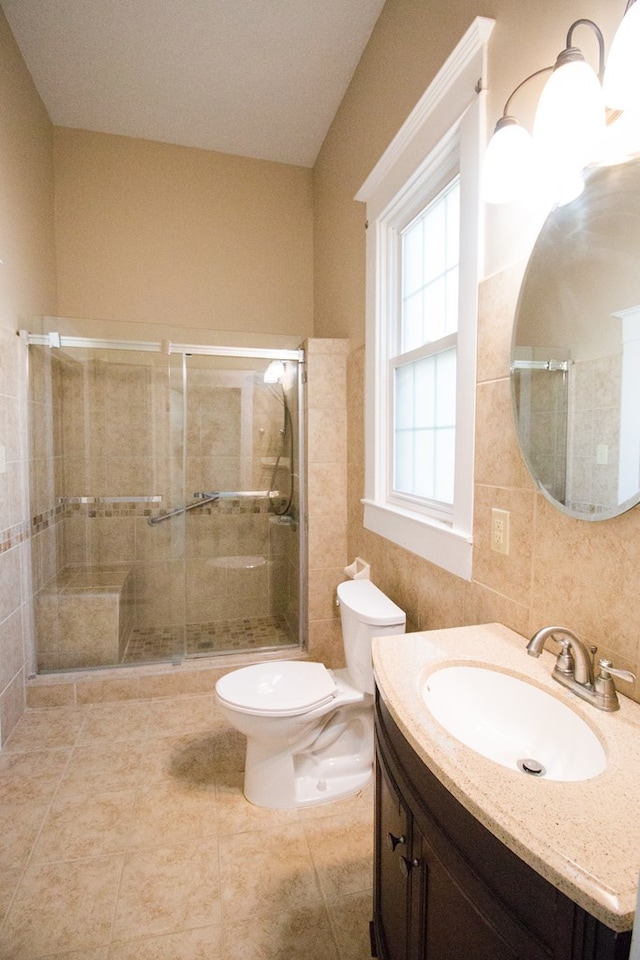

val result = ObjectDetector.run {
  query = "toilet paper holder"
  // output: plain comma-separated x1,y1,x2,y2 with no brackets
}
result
343,557,370,580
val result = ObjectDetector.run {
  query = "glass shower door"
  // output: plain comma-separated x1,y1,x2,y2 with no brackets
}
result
29,341,186,671
28,330,304,672
181,353,301,658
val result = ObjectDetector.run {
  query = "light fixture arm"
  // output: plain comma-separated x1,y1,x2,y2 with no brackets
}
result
565,19,605,80
502,65,554,118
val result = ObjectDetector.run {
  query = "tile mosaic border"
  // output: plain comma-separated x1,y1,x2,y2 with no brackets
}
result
0,520,30,554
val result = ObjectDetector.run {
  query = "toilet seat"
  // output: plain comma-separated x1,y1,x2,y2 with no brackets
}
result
216,661,338,717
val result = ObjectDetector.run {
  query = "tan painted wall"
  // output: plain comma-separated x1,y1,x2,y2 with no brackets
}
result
313,0,640,702
0,11,56,330
0,7,57,742
53,128,314,338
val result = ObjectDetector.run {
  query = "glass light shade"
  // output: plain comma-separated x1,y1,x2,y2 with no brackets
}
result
603,1,640,111
263,360,285,383
533,56,605,200
481,118,534,203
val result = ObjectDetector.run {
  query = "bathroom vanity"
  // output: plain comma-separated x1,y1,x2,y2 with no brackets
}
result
371,623,640,960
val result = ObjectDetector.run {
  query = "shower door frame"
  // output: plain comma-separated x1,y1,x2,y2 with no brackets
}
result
26,330,307,668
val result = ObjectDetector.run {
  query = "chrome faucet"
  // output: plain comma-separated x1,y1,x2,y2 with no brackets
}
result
526,625,636,712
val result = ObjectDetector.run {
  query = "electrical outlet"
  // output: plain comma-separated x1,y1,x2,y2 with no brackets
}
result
491,508,510,555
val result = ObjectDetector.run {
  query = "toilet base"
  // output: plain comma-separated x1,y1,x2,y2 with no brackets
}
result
243,702,373,809
289,757,372,808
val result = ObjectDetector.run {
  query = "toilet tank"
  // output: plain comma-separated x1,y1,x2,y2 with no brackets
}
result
336,580,406,695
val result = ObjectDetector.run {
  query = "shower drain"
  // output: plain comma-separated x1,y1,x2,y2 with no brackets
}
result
517,758,547,777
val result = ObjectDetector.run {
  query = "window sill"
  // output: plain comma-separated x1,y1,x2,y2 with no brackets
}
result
362,499,472,580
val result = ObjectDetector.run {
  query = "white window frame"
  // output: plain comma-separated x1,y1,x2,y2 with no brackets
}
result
355,17,494,580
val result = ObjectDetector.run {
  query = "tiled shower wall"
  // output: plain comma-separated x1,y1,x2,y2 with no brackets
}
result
304,338,350,668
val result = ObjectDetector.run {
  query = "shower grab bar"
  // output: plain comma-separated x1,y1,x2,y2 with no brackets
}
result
148,494,221,525
148,490,280,526
193,490,280,500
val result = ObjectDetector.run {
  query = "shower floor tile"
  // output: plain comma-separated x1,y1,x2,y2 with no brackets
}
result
122,615,296,663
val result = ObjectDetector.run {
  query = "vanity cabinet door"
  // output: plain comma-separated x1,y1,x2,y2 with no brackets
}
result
374,742,413,960
413,817,519,960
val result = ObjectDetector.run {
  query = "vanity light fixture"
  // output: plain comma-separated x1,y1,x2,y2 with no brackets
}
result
603,0,640,110
483,3,640,205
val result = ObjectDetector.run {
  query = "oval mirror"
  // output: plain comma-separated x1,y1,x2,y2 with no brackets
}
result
511,154,640,520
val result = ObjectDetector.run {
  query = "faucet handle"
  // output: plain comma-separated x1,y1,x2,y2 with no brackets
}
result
555,638,598,676
597,659,636,685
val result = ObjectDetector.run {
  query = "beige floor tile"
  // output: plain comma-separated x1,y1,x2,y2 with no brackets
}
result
57,741,149,797
0,801,49,866
0,693,376,959
221,903,341,960
107,924,222,959
0,866,22,926
145,696,215,737
77,701,158,744
140,729,230,789
218,823,322,922
0,749,70,804
304,807,373,900
0,802,50,925
31,791,137,862
111,837,221,942
0,854,124,959
215,771,297,836
326,891,374,960
128,782,217,849
4,707,89,752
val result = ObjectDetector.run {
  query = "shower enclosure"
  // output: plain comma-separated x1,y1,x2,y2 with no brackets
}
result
27,322,305,672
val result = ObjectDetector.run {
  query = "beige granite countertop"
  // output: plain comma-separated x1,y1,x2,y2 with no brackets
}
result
372,622,640,932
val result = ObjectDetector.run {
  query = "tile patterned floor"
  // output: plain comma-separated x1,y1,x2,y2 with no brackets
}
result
122,617,297,664
0,693,374,959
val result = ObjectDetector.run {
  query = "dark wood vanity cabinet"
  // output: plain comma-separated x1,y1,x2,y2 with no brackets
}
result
372,691,632,960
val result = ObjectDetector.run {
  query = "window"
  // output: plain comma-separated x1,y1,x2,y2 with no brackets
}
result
356,17,494,579
393,177,459,515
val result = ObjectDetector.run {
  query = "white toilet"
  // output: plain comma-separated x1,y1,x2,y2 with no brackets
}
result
215,579,406,809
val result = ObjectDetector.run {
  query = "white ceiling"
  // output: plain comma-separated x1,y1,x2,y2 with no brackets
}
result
1,0,386,167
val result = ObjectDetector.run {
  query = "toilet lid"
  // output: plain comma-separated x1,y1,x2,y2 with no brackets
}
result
216,661,338,717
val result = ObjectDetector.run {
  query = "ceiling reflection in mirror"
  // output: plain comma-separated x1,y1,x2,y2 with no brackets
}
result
511,154,640,520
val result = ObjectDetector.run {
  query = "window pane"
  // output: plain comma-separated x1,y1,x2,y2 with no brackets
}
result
445,185,460,267
403,222,424,297
393,348,457,505
395,362,414,428
423,277,446,342
400,177,460,352
402,291,424,353
423,203,446,282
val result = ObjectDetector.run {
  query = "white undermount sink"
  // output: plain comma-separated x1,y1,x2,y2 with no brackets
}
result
422,665,607,781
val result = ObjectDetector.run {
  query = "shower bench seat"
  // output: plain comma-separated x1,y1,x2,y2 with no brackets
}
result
36,564,134,670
